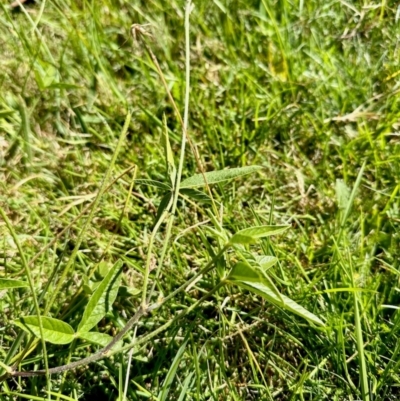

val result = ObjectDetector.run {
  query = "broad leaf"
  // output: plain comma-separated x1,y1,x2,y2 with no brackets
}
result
77,260,123,333
0,278,29,289
77,331,114,347
228,261,283,300
230,280,324,326
135,179,171,191
15,316,75,344
180,188,212,204
228,262,262,283
180,166,262,189
255,255,278,270
230,225,290,244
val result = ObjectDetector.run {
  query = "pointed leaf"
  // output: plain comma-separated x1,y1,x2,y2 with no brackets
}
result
135,179,171,191
0,278,29,289
15,316,75,344
231,280,324,326
228,262,263,283
180,188,213,204
230,225,290,244
159,340,188,401
77,260,123,333
77,331,114,347
155,192,173,224
255,255,278,270
228,261,283,300
180,166,262,189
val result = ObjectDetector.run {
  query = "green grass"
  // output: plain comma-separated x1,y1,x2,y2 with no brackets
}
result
1,0,400,399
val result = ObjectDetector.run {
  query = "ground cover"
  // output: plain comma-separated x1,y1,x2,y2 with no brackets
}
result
0,0,399,400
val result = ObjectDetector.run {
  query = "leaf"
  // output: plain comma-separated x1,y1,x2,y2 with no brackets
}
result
230,225,290,244
0,278,29,289
255,255,278,270
228,262,263,283
0,109,15,118
15,316,75,344
180,188,213,204
135,179,171,191
77,260,123,334
230,280,325,326
180,166,263,189
228,261,283,300
336,179,350,211
155,192,173,225
77,331,114,347
158,340,188,401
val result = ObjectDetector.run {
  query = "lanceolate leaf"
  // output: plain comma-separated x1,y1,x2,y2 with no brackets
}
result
256,255,278,270
179,188,212,204
227,262,262,283
15,316,75,344
155,192,173,224
228,261,283,300
77,260,123,334
180,166,262,189
77,331,114,347
230,280,325,326
0,278,29,289
230,225,290,244
135,179,171,191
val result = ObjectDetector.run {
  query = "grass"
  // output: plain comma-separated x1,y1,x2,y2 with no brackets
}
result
1,0,400,399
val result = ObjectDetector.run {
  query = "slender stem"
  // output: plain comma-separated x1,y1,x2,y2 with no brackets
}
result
141,195,173,307
147,0,192,303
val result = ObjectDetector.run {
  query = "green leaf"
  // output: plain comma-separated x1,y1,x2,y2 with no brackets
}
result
180,166,262,188
159,340,188,401
228,261,283,300
0,109,15,118
135,179,171,191
231,280,324,326
255,255,278,270
230,225,290,244
155,192,173,224
0,278,29,289
336,179,350,211
180,188,213,204
15,316,75,344
227,262,262,283
77,331,114,347
77,260,123,334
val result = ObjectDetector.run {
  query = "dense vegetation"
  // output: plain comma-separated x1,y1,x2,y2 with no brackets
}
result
0,0,399,400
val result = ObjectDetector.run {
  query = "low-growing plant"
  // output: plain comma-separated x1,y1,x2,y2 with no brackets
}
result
0,3,325,396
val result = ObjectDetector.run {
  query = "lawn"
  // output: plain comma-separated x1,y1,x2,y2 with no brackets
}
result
0,0,399,400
